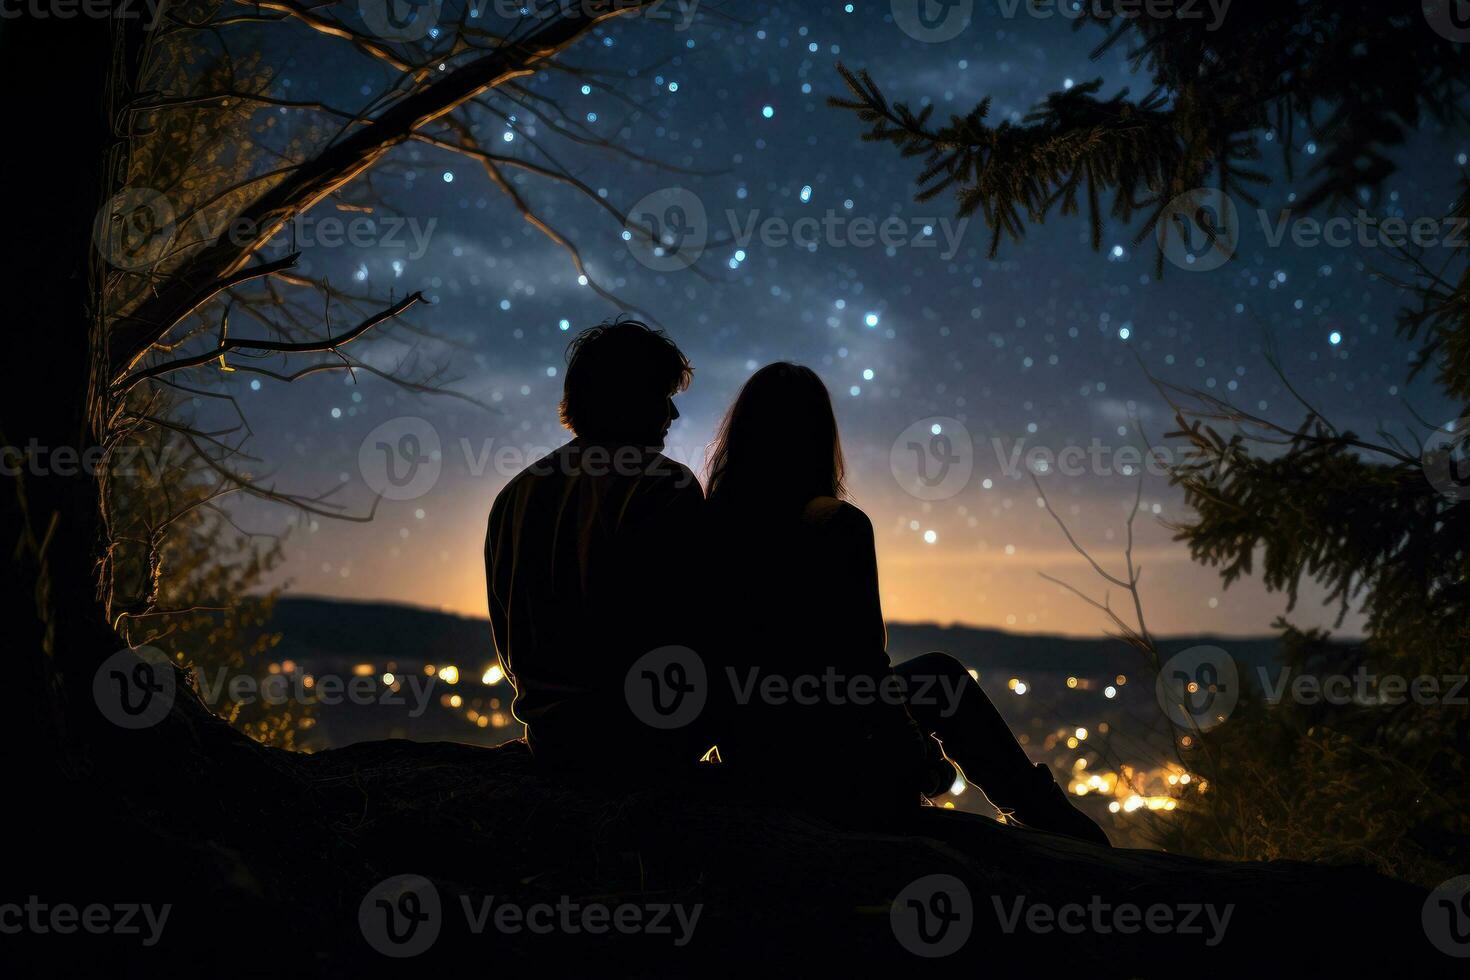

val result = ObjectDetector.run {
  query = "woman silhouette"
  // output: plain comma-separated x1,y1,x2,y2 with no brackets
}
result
704,362,1108,844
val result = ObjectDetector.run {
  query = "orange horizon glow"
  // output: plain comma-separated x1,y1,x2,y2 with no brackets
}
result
268,445,1366,640
277,528,1360,640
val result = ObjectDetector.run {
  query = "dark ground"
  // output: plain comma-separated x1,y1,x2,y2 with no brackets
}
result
10,720,1453,978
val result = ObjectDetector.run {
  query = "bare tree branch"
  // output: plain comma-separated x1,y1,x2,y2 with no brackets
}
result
109,2,653,382
119,291,424,391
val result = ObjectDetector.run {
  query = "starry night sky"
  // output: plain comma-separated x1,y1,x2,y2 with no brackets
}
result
221,1,1464,636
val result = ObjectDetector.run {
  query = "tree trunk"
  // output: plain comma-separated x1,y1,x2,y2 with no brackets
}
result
0,13,135,777
0,3,289,803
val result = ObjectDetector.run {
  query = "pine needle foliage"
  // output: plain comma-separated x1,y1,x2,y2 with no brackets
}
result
831,1,1469,271
833,3,1470,883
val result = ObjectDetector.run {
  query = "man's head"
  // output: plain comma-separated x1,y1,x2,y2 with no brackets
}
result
559,319,692,448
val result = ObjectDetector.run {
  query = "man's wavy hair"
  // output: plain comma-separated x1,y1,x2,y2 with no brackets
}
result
558,319,693,439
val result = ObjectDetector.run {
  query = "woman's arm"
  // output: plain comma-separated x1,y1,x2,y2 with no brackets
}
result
815,501,938,786
827,503,890,674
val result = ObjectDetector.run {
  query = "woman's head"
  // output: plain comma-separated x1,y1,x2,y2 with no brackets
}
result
706,362,846,516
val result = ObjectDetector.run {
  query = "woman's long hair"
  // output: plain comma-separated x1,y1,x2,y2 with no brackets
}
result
705,362,846,521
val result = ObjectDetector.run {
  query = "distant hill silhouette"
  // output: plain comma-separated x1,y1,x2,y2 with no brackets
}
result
265,596,498,672
266,595,1286,679
887,623,1283,676
258,598,1294,779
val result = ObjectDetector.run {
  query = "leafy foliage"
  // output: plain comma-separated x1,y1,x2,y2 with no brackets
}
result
1158,625,1468,886
107,402,307,748
102,45,315,747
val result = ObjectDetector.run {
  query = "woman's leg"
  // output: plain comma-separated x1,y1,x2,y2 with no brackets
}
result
893,651,1109,846
892,651,1037,802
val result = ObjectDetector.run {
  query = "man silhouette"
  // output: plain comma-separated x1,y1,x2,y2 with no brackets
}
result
485,320,707,777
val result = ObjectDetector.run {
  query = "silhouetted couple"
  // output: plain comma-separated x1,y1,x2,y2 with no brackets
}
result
485,320,1107,846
